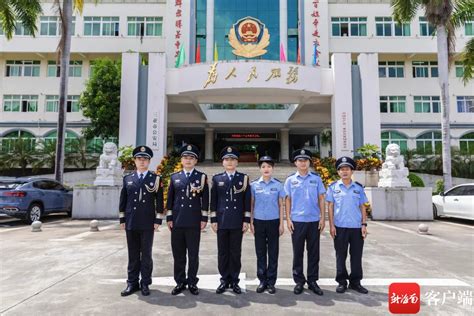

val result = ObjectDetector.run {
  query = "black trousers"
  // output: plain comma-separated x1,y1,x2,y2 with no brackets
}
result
334,226,364,285
217,228,243,284
291,221,320,285
126,229,154,286
171,227,201,286
254,219,280,286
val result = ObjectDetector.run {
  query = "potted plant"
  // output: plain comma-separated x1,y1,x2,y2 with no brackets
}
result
353,144,382,187
118,145,135,173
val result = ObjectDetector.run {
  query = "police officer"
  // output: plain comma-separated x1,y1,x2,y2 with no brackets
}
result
284,149,326,296
167,144,209,296
326,156,369,294
250,156,285,294
119,145,164,297
210,146,251,294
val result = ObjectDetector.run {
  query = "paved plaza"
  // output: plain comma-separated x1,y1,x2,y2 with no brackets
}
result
0,215,473,315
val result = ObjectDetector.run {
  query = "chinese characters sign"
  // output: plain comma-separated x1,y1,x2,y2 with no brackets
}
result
174,0,183,58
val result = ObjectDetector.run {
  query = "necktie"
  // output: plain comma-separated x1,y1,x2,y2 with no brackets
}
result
229,174,234,181
139,173,144,184
186,172,190,178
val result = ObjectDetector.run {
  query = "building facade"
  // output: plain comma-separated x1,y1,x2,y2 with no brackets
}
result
0,0,473,166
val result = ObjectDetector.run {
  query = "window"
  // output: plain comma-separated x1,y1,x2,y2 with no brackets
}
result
465,20,474,36
84,17,119,36
416,131,442,154
419,17,435,36
40,16,76,36
375,17,410,36
287,0,299,62
381,131,408,153
460,132,474,154
44,95,80,112
44,130,78,153
47,60,82,77
3,95,38,112
127,17,162,36
414,96,440,113
332,17,367,37
412,61,438,78
14,22,32,36
378,61,404,78
455,61,464,78
457,96,474,113
1,130,36,152
380,96,406,113
5,60,40,77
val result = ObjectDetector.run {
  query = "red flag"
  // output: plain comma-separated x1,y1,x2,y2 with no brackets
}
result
196,42,201,64
296,45,301,64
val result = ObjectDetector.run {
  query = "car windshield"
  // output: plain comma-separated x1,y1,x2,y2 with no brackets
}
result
0,181,26,189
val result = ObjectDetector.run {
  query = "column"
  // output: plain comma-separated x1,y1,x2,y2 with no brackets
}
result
331,53,354,158
279,0,287,59
206,0,214,62
280,128,290,162
205,128,214,161
358,53,381,149
147,53,168,169
119,52,140,149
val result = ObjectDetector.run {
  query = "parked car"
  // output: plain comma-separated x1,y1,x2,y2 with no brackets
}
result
432,183,474,220
0,178,73,224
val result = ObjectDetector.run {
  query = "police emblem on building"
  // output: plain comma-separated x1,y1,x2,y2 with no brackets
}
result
228,17,270,58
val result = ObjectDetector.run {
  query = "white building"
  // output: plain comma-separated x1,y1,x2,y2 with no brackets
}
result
0,0,473,166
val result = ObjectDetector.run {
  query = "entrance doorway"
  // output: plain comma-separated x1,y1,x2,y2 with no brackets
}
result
214,132,280,162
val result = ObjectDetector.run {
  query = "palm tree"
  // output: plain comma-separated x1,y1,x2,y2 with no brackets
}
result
0,0,42,39
392,0,473,190
65,137,100,169
0,137,38,175
54,0,97,183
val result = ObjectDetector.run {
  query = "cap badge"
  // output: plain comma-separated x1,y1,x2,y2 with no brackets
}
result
300,150,305,155
140,147,145,152
227,147,232,153
342,157,347,162
187,145,192,150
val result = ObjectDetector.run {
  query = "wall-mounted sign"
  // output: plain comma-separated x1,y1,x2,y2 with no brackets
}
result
219,133,277,139
228,17,270,58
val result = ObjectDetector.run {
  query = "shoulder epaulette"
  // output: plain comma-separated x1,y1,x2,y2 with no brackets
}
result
311,171,320,176
355,181,365,188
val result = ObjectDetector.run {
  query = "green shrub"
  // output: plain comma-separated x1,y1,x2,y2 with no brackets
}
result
433,179,444,195
408,173,424,187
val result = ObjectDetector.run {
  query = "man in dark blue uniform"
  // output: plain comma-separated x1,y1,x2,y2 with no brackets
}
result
327,156,369,294
166,144,209,296
210,146,251,294
119,145,164,297
284,149,326,296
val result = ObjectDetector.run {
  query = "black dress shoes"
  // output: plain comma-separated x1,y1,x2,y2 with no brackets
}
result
308,282,324,296
293,283,304,295
121,283,140,296
171,283,186,295
349,283,369,294
141,284,150,296
232,283,242,294
216,282,228,294
336,283,347,293
256,282,267,293
267,284,276,294
188,284,199,295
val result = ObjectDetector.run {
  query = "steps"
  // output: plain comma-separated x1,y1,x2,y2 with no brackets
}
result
196,162,296,182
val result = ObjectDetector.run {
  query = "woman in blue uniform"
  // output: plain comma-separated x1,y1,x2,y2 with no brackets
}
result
250,156,285,294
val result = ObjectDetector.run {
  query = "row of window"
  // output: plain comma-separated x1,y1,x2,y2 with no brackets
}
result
378,61,466,78
5,60,85,78
2,95,80,113
381,131,474,155
0,16,163,37
332,16,473,37
0,130,117,154
380,96,474,113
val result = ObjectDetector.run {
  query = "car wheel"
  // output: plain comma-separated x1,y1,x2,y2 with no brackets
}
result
26,203,43,224
432,204,439,219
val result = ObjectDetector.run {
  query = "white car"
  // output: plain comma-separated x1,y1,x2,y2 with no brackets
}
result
432,183,474,220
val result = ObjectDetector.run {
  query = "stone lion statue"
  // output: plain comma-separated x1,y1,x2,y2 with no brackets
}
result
382,143,405,170
98,142,121,170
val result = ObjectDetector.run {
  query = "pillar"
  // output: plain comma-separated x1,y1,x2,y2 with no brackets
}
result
206,0,214,62
147,53,168,169
357,53,381,150
280,128,290,162
331,53,354,158
119,52,140,149
205,128,214,161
